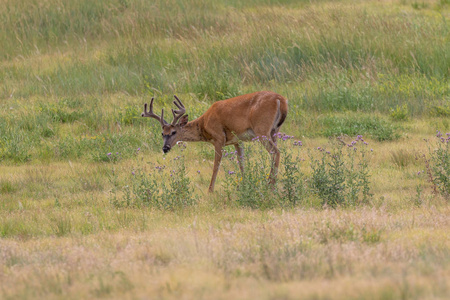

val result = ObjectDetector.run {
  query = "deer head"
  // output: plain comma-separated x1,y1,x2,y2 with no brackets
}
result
142,95,188,153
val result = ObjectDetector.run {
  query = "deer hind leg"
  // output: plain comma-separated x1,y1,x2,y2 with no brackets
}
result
234,143,244,175
262,139,280,186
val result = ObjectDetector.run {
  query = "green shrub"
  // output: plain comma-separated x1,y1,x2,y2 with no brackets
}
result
278,139,306,207
423,131,450,199
222,141,275,209
309,136,372,207
118,105,144,126
390,104,409,121
110,145,197,210
429,104,450,117
320,114,400,141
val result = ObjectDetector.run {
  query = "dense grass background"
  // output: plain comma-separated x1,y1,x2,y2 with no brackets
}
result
0,0,449,299
1,0,449,163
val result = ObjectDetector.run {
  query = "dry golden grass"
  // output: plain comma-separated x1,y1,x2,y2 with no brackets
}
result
1,205,448,299
1,130,449,299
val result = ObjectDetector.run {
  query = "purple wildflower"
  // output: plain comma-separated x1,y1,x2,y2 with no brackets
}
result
228,171,235,175
132,171,135,175
197,170,200,174
107,152,112,156
436,130,442,138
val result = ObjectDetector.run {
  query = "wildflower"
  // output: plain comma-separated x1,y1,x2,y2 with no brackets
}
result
357,135,363,140
197,170,200,174
317,147,321,150
132,171,135,175
436,130,442,138
363,141,368,145
137,147,140,151
371,149,373,152
107,152,112,156
116,152,119,155
228,171,235,175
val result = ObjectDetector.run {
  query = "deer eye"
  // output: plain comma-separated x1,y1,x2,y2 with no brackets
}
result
172,131,177,135
161,133,164,137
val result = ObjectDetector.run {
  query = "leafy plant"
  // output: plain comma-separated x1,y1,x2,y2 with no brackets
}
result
110,144,197,210
390,104,409,121
309,136,372,207
222,141,275,209
423,131,450,199
320,114,400,141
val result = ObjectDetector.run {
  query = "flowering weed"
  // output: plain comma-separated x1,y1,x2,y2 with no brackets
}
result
222,142,275,209
309,136,372,207
110,144,197,210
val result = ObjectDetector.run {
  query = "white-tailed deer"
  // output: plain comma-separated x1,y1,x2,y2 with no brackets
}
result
142,91,288,192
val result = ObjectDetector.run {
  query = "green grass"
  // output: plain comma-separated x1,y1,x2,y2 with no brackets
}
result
0,0,449,299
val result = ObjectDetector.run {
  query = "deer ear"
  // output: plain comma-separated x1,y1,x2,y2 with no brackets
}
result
178,115,188,127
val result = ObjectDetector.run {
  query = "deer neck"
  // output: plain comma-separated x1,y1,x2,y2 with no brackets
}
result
180,118,207,142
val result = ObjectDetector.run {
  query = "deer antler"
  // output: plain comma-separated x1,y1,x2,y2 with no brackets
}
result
171,95,186,125
142,97,168,127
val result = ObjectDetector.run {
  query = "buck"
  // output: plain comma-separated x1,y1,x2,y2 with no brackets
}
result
141,91,288,192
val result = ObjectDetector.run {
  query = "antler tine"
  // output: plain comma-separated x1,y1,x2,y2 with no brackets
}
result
171,95,186,125
160,109,166,127
141,97,168,126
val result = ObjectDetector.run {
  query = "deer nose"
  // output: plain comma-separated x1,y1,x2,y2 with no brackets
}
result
162,146,171,153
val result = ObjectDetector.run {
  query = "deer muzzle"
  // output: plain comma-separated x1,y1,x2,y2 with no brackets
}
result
162,145,171,153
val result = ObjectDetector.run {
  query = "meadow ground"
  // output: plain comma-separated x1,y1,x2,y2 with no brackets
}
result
1,0,449,299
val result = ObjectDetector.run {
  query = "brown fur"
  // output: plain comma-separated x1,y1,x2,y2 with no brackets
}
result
144,91,288,192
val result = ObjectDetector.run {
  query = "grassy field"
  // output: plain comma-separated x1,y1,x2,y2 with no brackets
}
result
0,0,449,299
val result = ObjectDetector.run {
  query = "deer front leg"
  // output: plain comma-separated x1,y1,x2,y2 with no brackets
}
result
234,143,244,175
209,143,224,193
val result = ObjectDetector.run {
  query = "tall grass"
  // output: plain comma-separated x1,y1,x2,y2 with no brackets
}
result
1,0,448,114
